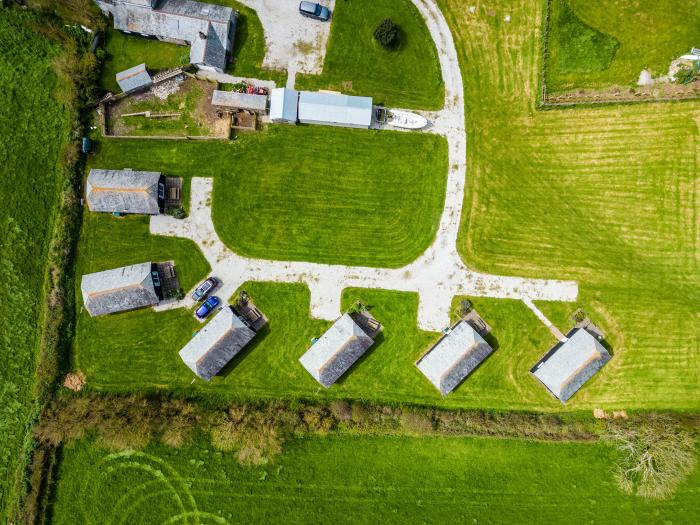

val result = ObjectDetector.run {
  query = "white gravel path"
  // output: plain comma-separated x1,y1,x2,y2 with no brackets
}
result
151,0,579,331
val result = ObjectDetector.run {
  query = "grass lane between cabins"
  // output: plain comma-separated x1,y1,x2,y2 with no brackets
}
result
546,0,700,91
89,126,448,268
296,0,444,110
50,435,700,524
439,0,700,410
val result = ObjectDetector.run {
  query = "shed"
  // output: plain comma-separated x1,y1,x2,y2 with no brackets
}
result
417,320,494,395
81,262,159,316
298,91,372,128
115,63,153,94
531,328,611,403
86,168,163,215
179,306,258,381
299,313,376,387
269,87,299,124
211,90,268,113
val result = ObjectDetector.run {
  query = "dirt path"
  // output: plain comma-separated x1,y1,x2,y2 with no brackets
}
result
151,0,579,331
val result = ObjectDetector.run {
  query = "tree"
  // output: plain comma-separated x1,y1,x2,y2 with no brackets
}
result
374,18,399,49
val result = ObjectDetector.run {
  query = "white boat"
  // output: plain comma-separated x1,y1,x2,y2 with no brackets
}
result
387,109,428,130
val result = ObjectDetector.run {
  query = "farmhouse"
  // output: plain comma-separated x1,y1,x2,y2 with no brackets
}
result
531,328,612,403
416,320,494,395
269,87,299,124
86,168,164,215
211,90,267,113
179,305,264,381
299,312,381,387
298,91,373,128
115,63,152,94
95,0,238,73
81,262,160,316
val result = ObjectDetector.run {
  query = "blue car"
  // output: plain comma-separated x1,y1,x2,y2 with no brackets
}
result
299,2,330,21
195,296,220,319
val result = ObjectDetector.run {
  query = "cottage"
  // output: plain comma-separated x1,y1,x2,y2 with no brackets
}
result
298,91,373,128
86,168,164,215
95,0,238,73
269,87,299,124
416,320,494,395
115,63,153,94
211,90,268,113
81,262,160,316
531,328,611,403
299,313,380,387
179,306,262,381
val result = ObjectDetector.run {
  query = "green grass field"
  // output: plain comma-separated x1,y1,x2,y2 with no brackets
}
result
50,435,700,524
296,0,444,110
546,0,700,91
440,0,700,410
0,10,71,519
90,126,448,267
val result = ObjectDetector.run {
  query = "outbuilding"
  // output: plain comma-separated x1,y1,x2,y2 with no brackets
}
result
298,91,373,128
81,262,160,316
211,90,268,113
269,87,299,124
86,168,164,215
531,328,611,403
115,63,153,94
416,320,494,395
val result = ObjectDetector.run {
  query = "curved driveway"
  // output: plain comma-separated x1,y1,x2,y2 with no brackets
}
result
151,0,578,331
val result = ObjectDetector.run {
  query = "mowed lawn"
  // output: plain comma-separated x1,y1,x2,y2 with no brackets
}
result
546,0,700,91
90,126,448,267
51,435,700,524
441,0,700,410
296,0,444,110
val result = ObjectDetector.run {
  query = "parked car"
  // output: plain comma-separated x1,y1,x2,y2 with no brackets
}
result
195,296,220,319
299,2,330,21
192,277,217,301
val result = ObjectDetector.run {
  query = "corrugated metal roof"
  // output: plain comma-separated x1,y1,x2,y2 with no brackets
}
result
116,62,153,93
86,168,162,215
81,262,159,316
179,306,256,381
299,314,375,387
532,328,611,403
211,90,268,111
417,320,494,395
269,88,299,123
298,91,372,128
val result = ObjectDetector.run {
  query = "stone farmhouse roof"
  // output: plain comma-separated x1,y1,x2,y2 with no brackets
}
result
81,262,159,316
298,91,373,128
269,87,299,123
531,328,611,403
179,306,256,381
211,90,268,112
115,62,152,93
416,320,494,395
86,168,162,215
299,313,375,387
96,0,237,72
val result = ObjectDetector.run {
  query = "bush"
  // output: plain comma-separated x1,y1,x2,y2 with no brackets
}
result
374,18,399,49
166,206,186,219
674,64,698,85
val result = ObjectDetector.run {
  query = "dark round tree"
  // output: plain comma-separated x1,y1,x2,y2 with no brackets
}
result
374,18,399,49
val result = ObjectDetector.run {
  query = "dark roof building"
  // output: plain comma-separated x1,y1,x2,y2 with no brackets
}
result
95,0,238,73
416,320,494,395
211,90,268,113
531,328,612,403
179,306,261,381
81,262,160,316
299,313,379,387
86,168,163,215
116,63,153,93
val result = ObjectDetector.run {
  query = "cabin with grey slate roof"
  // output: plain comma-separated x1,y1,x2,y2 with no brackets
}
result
299,313,380,387
86,168,164,215
531,328,611,403
95,0,238,73
416,320,494,395
211,90,268,113
116,63,153,93
179,305,264,381
81,262,160,316
298,91,373,128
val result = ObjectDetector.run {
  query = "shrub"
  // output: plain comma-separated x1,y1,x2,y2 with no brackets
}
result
374,18,399,49
166,288,184,300
674,64,698,85
166,206,186,219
